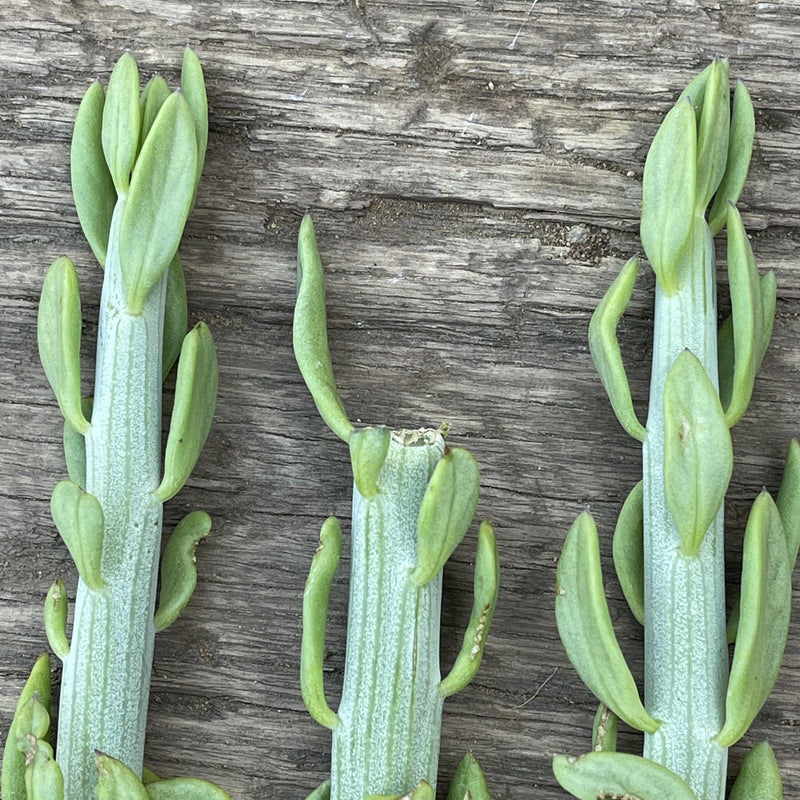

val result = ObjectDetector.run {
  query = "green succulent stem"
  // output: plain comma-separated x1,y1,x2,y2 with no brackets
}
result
57,197,166,798
642,216,728,799
331,432,446,800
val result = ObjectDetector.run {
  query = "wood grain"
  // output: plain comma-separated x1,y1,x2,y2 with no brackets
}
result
2,1,800,797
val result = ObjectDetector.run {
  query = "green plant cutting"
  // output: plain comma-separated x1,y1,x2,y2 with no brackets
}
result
554,59,798,800
1,50,227,800
294,215,500,800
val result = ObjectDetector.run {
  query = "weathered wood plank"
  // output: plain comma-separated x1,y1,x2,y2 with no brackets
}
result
2,1,800,798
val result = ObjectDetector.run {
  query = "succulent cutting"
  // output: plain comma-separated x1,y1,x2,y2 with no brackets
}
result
554,59,798,800
294,214,499,800
1,50,227,800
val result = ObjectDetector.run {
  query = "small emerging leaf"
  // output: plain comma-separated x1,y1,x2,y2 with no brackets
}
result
38,257,90,434
146,777,232,799
440,521,499,698
62,396,93,489
588,256,646,441
592,702,618,752
717,491,792,747
95,753,149,800
553,751,697,800
663,350,732,556
447,753,491,800
50,480,105,590
294,214,354,442
412,447,480,587
305,780,331,800
102,52,140,194
162,254,188,380
729,741,783,800
154,511,212,632
155,322,218,502
22,739,63,800
142,767,160,785
777,439,800,570
556,512,659,733
14,695,50,743
364,781,434,800
709,80,756,235
44,579,70,660
641,96,697,294
694,57,730,211
71,81,116,266
350,426,391,498
1,654,51,800
723,203,763,427
119,91,197,314
301,517,341,730
139,75,170,148
612,480,644,625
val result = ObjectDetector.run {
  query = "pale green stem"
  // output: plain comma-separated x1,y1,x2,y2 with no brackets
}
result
642,216,728,800
331,432,445,800
56,197,166,799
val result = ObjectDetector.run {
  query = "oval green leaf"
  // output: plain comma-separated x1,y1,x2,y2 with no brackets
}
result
447,753,491,800
301,517,341,730
723,203,762,427
101,52,140,194
663,350,732,556
139,75,170,149
155,322,218,502
641,96,697,294
71,81,117,267
588,256,646,441
181,47,208,201
38,257,89,434
50,480,105,591
777,438,800,570
440,520,499,698
758,270,776,367
553,752,697,800
350,426,391,498
612,480,644,626
62,396,93,489
709,80,756,236
717,491,792,747
44,579,70,660
95,753,149,800
1,654,51,800
294,214,353,442
592,702,618,753
729,741,783,800
146,777,231,800
119,91,197,315
154,511,212,632
162,254,188,380
412,447,480,587
555,512,659,733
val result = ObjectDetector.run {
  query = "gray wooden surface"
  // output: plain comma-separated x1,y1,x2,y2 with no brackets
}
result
2,1,800,797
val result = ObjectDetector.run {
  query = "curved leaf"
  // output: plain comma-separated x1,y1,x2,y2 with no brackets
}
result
163,254,188,380
439,520,499,698
663,350,732,556
758,270,776,366
119,91,197,314
556,512,659,733
709,80,756,235
301,517,341,730
101,52,140,194
694,58,730,211
71,81,116,266
553,752,697,800
612,480,644,625
641,96,697,294
350,426,391,498
777,438,800,570
294,214,353,441
50,480,105,590
729,741,783,800
62,396,93,489
412,447,480,587
44,579,70,660
155,322,218,502
139,75,170,148
38,257,89,434
717,491,792,747
154,511,212,632
588,256,646,441
181,47,208,201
